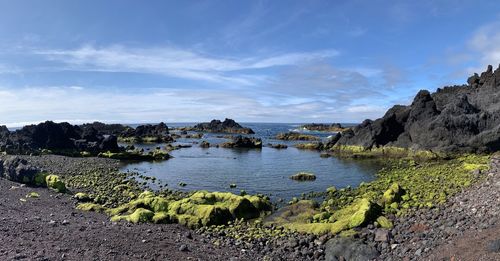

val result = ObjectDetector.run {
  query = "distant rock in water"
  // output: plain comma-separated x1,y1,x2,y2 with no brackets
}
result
300,123,347,132
221,135,262,148
330,64,500,154
276,132,320,141
186,118,254,134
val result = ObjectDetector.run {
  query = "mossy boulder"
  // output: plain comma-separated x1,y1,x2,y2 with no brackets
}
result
111,208,154,223
102,190,272,228
290,172,317,181
381,183,404,205
45,175,66,193
74,192,91,202
376,216,393,229
76,203,107,212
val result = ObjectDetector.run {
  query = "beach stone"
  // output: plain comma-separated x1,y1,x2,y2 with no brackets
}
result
487,239,500,253
324,237,379,261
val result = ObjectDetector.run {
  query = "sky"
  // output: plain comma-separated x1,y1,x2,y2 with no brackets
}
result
0,0,499,127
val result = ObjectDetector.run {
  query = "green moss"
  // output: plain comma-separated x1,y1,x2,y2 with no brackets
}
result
112,208,154,223
98,150,170,161
331,145,439,159
26,192,40,198
76,203,107,212
45,175,67,193
34,173,48,186
376,216,393,228
74,192,91,202
348,199,377,228
295,143,323,150
152,212,172,224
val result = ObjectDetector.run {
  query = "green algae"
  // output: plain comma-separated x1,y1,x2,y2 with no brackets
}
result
76,203,107,212
45,174,66,193
330,145,440,159
74,192,91,202
376,216,393,229
26,192,40,198
98,149,171,161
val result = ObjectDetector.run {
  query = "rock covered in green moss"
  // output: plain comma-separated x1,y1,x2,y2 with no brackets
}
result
45,174,66,193
376,216,393,228
348,198,378,228
81,190,272,229
381,183,404,205
290,172,317,181
111,208,154,223
74,192,91,202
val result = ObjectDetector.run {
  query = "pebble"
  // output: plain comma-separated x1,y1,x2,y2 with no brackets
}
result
179,244,188,252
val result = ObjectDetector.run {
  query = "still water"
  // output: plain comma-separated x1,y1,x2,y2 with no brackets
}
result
120,123,381,202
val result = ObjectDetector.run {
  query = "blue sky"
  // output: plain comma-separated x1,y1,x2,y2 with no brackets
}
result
0,0,499,127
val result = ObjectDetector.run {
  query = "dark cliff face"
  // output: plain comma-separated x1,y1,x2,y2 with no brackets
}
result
334,64,500,153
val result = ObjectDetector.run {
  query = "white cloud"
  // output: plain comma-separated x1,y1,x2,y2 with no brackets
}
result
467,20,500,72
34,45,338,86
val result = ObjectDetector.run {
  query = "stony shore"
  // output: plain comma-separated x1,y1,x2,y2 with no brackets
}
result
0,154,499,260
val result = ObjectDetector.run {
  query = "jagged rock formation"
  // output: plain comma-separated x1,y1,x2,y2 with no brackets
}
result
119,122,173,143
221,135,262,148
80,122,129,136
300,123,347,132
186,119,254,134
0,121,120,155
330,65,500,154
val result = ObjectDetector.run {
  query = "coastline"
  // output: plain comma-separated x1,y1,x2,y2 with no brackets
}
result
1,153,498,260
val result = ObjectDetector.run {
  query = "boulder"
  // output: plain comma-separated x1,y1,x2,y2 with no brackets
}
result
1,156,40,184
221,135,262,148
45,174,66,193
290,172,317,181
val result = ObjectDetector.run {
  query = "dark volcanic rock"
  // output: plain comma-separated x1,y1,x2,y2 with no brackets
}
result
188,119,254,134
324,237,379,261
0,121,119,155
119,122,173,142
80,122,129,136
332,65,500,154
221,135,262,148
1,156,40,183
301,123,346,132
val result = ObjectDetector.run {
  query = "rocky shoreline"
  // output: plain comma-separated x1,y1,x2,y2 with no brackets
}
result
0,153,498,260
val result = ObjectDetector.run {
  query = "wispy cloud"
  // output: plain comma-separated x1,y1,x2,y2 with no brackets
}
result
467,20,500,72
34,45,338,85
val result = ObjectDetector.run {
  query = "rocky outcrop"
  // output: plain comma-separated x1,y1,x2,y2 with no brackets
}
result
80,122,129,136
187,119,254,134
276,132,320,141
301,123,347,132
221,136,262,148
330,65,500,154
0,121,120,155
119,122,173,143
